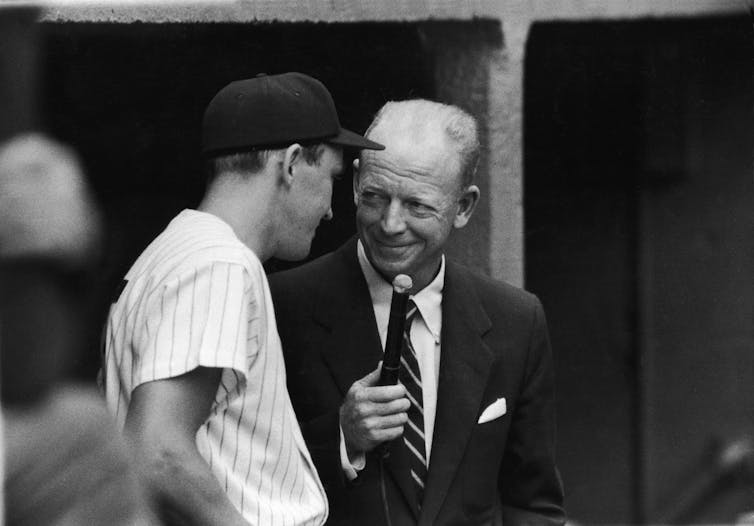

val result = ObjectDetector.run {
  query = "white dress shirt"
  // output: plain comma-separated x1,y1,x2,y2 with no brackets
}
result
340,241,445,478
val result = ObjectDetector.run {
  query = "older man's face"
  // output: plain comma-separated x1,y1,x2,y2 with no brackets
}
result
354,130,471,291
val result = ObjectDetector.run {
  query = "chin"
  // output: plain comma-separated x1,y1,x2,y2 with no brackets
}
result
371,255,412,278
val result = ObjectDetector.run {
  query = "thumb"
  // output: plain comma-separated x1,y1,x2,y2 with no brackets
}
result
358,362,383,387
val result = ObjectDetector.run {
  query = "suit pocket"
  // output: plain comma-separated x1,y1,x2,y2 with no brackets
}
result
461,415,508,515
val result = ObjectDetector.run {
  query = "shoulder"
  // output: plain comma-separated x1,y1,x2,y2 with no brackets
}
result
449,261,542,312
268,240,363,328
166,211,260,275
123,213,261,309
268,241,353,297
446,260,545,335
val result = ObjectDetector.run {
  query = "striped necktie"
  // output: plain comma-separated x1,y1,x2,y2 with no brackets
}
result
399,300,427,507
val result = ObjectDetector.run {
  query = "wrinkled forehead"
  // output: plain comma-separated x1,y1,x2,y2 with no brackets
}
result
360,124,463,187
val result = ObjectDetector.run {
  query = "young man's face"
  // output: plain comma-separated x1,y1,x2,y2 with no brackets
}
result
276,144,343,261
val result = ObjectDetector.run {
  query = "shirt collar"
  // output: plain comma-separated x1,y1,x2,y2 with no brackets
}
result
356,239,444,342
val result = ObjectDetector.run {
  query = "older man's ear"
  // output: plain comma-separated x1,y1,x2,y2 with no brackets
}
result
453,184,480,229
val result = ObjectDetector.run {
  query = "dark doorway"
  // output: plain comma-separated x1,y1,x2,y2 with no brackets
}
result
525,16,754,524
525,20,642,524
39,22,434,379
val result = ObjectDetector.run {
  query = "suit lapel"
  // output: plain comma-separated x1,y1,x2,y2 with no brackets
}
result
316,239,420,519
420,262,494,525
317,239,382,395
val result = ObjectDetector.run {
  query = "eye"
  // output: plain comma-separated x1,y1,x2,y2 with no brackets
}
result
359,190,382,202
406,200,434,217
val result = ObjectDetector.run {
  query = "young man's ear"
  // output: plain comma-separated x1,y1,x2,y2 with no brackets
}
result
352,158,360,207
281,143,303,187
453,184,480,229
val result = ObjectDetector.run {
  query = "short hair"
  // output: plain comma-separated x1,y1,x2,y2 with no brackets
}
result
364,99,480,188
205,142,327,183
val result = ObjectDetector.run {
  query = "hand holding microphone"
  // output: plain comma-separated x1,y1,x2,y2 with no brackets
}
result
339,275,413,458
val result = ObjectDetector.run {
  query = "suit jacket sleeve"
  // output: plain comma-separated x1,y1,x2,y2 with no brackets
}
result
299,409,349,493
499,298,565,525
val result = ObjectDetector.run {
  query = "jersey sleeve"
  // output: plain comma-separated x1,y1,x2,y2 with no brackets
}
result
131,260,258,390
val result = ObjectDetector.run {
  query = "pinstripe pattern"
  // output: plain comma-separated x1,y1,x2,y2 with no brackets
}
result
399,301,427,506
103,209,327,526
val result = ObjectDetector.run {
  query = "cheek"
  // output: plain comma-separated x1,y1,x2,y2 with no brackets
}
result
409,217,452,245
307,178,331,210
355,205,381,227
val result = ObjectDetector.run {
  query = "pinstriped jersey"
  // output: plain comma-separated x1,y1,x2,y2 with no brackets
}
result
103,209,327,526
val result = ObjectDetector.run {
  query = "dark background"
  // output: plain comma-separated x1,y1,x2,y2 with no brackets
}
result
40,22,434,379
1,11,751,524
525,17,754,524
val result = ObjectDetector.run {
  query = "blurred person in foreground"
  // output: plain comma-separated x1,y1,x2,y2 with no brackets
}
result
270,99,565,525
102,73,383,526
0,133,154,525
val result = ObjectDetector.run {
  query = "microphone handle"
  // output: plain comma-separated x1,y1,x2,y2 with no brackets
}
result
379,290,410,386
376,289,409,461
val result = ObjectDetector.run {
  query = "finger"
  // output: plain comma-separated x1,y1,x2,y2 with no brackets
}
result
371,398,410,416
365,384,406,403
375,426,406,442
374,412,408,429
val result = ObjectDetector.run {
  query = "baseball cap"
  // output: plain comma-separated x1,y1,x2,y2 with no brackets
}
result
202,72,384,155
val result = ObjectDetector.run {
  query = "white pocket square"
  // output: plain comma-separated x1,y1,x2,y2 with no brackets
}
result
477,397,507,424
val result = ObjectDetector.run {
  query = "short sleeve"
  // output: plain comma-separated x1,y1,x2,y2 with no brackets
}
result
132,260,257,388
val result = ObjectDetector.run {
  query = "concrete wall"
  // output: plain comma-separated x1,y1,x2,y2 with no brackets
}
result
34,0,745,24
23,0,748,287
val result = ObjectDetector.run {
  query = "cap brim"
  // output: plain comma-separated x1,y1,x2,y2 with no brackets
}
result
327,128,385,150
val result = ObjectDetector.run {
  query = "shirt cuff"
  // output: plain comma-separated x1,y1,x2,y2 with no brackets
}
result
339,425,366,481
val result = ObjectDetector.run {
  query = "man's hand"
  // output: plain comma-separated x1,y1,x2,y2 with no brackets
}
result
340,364,410,455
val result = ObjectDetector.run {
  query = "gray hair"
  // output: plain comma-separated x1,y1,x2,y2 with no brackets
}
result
365,99,480,187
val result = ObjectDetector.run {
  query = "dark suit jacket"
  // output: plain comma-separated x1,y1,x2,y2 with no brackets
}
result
269,238,565,526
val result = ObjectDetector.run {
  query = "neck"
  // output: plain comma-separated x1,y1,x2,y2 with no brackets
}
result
368,255,442,294
408,257,442,293
198,172,277,261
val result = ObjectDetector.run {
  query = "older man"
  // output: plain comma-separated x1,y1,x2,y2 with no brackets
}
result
270,99,565,525
103,73,383,526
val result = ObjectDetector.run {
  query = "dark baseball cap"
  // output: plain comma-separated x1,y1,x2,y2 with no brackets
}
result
202,72,384,156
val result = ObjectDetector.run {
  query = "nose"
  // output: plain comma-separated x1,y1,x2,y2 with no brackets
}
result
323,206,333,222
380,200,406,235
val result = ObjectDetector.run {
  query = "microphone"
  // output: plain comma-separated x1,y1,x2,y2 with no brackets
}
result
379,273,413,387
377,274,412,461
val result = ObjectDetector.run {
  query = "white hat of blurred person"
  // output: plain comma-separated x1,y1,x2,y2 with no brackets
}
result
0,133,102,265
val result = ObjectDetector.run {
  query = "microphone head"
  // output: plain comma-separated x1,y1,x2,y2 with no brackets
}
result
392,274,413,294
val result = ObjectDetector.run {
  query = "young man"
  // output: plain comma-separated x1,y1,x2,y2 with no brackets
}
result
102,72,383,526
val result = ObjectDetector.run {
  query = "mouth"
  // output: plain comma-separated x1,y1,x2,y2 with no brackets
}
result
370,241,417,262
377,242,410,249
374,240,413,250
